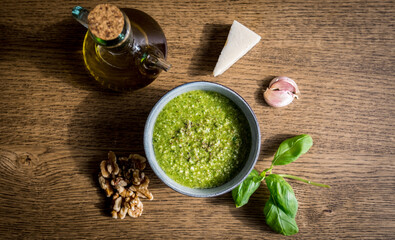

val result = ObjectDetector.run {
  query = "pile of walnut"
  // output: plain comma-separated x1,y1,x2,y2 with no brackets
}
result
98,151,153,219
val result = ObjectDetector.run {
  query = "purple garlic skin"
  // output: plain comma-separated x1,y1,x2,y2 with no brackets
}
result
264,76,300,107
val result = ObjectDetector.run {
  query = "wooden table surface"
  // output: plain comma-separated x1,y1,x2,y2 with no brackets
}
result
0,0,394,239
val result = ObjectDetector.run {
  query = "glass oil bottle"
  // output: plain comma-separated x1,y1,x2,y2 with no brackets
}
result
72,4,171,91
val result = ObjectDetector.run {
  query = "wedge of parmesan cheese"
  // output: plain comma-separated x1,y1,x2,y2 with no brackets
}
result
213,20,261,77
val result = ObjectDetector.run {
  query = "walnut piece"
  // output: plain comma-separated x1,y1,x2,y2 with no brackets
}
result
98,174,114,197
129,176,154,200
128,196,144,218
119,206,128,219
113,196,122,212
98,151,153,219
100,160,110,178
129,154,147,171
132,169,145,185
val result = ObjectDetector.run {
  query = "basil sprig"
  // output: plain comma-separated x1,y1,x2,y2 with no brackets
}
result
232,134,330,236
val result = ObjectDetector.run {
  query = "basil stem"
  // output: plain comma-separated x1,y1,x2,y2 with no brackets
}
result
278,174,331,188
260,167,272,178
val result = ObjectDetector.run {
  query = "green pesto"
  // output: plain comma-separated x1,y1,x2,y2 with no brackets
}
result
153,90,251,188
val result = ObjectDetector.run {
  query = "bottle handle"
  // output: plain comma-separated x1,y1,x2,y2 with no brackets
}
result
138,46,172,72
145,53,172,72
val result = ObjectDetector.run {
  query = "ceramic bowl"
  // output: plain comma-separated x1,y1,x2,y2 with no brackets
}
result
144,81,261,197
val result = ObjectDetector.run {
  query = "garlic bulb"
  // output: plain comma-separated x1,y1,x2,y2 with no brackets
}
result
263,76,300,108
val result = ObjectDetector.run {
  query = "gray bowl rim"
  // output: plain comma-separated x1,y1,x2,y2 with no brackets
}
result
144,81,261,197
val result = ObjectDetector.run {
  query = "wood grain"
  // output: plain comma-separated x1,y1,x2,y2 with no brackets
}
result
0,0,394,239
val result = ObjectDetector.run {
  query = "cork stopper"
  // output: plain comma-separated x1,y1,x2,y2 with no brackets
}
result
87,4,124,40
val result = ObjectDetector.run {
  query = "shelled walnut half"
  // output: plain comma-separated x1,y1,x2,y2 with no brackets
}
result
98,151,153,219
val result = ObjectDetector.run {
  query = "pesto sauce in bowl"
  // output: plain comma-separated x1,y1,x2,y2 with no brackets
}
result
153,90,251,188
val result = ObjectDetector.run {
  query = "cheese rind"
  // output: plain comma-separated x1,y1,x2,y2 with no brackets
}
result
213,20,261,77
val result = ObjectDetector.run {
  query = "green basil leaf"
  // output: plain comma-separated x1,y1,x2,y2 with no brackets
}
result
272,134,313,166
264,174,299,235
264,196,299,236
265,174,298,218
232,169,263,208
